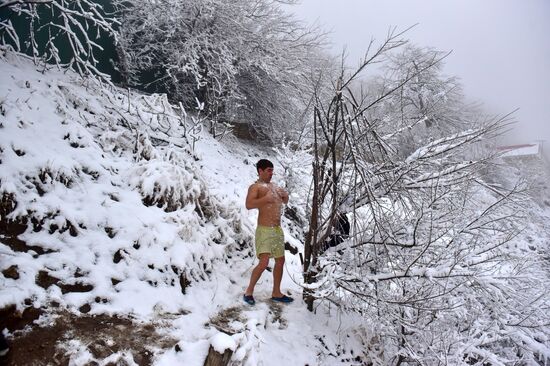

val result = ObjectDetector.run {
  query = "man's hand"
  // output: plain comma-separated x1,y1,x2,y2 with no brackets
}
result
276,187,289,204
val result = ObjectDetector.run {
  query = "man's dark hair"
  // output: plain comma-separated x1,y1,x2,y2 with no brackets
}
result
256,159,273,172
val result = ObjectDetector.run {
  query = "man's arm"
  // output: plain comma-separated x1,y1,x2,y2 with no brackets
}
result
245,184,258,210
245,184,264,209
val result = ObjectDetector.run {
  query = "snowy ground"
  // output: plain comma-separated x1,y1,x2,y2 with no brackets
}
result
0,49,371,365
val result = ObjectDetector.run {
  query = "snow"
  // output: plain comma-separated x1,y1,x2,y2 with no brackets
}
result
405,128,478,163
0,49,367,365
210,332,237,353
2,45,549,365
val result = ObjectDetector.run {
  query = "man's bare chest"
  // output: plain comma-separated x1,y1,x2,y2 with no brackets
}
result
256,183,274,197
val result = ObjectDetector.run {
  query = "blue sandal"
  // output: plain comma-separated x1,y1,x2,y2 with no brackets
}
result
243,294,255,305
271,295,294,303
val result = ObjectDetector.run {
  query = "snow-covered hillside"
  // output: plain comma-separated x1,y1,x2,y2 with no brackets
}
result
3,46,550,365
0,49,370,365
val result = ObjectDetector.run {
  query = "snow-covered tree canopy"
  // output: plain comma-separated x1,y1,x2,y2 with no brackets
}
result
0,0,334,142
359,44,481,159
115,0,330,142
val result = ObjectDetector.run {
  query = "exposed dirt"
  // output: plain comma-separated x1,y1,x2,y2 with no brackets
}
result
1,310,178,366
267,301,287,329
0,193,54,257
0,304,44,333
207,301,288,336
207,306,245,335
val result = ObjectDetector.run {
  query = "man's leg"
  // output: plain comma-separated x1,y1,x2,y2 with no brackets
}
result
272,256,285,298
245,253,270,296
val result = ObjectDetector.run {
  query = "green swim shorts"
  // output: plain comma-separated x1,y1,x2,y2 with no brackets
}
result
255,225,285,258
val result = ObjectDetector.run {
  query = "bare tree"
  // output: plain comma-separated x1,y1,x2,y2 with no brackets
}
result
302,30,550,364
374,45,483,159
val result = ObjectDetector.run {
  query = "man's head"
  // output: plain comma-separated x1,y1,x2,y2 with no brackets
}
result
256,159,274,183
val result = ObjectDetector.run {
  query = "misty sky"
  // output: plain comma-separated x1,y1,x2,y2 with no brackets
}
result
291,0,550,147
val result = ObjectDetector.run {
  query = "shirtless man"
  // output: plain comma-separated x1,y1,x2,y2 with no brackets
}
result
243,159,293,305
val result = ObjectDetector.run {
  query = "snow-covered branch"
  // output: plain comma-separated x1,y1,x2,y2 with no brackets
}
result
115,0,328,142
0,0,118,79
301,39,549,364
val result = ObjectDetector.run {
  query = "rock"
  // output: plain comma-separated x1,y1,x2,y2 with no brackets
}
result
79,304,91,313
179,272,191,295
2,265,19,279
59,282,94,294
36,270,60,289
113,249,124,264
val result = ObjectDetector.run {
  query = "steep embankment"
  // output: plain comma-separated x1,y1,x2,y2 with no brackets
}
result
0,50,368,365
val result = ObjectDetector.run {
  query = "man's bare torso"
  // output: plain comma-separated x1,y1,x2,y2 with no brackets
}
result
250,182,284,227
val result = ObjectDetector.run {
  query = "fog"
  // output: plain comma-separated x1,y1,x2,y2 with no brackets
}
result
291,0,550,157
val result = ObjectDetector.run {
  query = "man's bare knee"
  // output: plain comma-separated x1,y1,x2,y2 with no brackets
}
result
274,257,285,266
257,255,270,270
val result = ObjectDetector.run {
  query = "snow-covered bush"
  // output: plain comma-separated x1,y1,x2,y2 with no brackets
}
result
128,149,203,213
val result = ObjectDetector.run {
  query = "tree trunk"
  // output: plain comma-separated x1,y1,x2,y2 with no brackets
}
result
302,109,321,312
203,345,233,366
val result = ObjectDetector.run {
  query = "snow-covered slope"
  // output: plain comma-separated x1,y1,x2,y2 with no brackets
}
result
0,50,369,365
